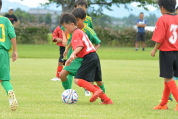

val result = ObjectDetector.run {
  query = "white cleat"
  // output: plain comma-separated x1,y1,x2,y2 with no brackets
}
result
51,77,61,81
84,89,91,96
8,90,18,111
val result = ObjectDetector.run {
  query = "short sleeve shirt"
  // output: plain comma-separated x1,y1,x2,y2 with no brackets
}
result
151,14,178,51
136,19,147,33
71,29,96,58
4,14,18,24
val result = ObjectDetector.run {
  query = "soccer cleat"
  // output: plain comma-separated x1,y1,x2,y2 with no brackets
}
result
100,99,113,105
135,49,138,51
168,97,173,101
84,89,91,96
174,104,178,111
90,90,103,102
51,77,61,81
142,48,145,51
152,104,168,110
8,90,18,111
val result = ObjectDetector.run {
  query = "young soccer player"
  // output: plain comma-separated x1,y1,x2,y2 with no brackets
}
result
151,0,178,111
60,13,112,104
76,0,93,29
60,8,106,97
51,26,67,81
0,0,18,111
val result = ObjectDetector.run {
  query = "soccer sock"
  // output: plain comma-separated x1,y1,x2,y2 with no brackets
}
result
99,84,106,93
77,79,98,93
1,81,13,94
56,66,63,78
160,82,170,106
94,85,110,101
167,80,178,103
67,74,73,89
62,79,70,90
169,93,173,99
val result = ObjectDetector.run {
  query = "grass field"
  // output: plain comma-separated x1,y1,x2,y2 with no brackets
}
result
1,45,178,119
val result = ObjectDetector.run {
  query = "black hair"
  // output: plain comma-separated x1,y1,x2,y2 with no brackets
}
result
158,0,176,13
59,13,76,25
71,8,86,20
77,0,88,8
0,0,2,9
140,12,144,14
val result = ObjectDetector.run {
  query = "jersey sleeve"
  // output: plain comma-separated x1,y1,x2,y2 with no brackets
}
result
52,26,60,42
88,29,101,45
151,18,165,43
89,17,93,29
13,15,18,22
6,18,16,39
72,31,84,50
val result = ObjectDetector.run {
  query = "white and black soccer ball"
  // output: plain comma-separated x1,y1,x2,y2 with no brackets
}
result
61,89,78,104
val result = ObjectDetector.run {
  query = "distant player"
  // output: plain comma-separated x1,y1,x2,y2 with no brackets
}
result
0,0,18,111
76,0,93,29
135,12,147,51
51,26,67,81
60,8,106,97
151,0,178,111
60,13,113,104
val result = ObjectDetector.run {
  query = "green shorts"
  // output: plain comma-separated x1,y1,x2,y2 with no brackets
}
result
0,48,10,80
64,58,83,76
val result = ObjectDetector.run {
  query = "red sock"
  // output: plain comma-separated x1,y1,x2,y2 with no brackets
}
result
77,79,98,93
94,85,110,101
167,80,178,103
56,66,63,78
160,82,170,106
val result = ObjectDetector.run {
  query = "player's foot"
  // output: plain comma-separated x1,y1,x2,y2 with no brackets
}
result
8,90,18,111
135,49,138,51
100,99,113,104
90,90,103,102
168,97,173,101
152,104,168,110
51,77,61,81
142,48,145,51
84,89,91,96
174,104,178,111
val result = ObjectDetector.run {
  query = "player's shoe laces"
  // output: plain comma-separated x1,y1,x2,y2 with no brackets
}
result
90,89,103,102
152,104,168,110
100,99,113,105
51,77,61,81
84,89,91,96
8,90,18,111
174,104,178,111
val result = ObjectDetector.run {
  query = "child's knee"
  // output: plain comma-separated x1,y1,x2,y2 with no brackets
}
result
74,79,79,84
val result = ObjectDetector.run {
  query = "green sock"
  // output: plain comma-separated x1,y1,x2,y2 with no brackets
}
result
99,84,105,93
62,79,70,90
67,74,73,89
1,81,13,94
169,93,173,99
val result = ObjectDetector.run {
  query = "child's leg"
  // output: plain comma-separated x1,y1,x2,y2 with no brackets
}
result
166,79,178,102
60,70,70,90
1,80,13,94
160,81,170,106
96,81,105,93
56,62,63,78
67,74,73,89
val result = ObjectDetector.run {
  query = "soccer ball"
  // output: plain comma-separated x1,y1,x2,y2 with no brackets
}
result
61,89,78,104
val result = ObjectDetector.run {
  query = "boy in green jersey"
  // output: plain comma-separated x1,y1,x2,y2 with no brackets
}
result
0,0,18,111
76,0,93,29
59,8,106,98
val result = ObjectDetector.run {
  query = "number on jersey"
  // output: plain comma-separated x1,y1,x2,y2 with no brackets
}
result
169,24,178,44
82,34,95,52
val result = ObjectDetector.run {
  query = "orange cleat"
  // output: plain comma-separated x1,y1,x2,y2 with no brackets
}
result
152,104,168,110
174,104,178,111
100,99,113,105
90,90,103,102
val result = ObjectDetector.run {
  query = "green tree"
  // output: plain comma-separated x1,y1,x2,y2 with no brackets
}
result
45,13,52,25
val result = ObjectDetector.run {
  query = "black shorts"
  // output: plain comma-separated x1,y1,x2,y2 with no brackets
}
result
159,51,178,78
58,46,65,63
75,52,102,82
136,32,145,42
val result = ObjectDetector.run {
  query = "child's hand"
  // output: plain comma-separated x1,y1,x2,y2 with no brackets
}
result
63,50,68,57
65,55,75,66
12,51,18,62
56,38,62,43
151,49,157,57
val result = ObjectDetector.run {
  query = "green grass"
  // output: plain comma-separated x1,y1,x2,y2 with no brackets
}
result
1,45,176,119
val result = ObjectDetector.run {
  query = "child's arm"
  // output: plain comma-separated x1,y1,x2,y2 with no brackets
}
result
63,43,71,57
52,27,63,43
11,37,18,62
65,46,83,66
62,30,67,46
151,42,161,57
94,44,100,50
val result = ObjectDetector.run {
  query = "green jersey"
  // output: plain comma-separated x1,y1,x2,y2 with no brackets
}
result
0,16,16,50
84,15,93,29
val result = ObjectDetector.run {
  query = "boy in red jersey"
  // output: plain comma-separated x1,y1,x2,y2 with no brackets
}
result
51,26,67,81
60,13,112,104
151,0,178,111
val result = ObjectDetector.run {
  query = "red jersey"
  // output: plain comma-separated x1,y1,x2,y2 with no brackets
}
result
151,14,178,51
71,29,96,58
52,26,64,46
